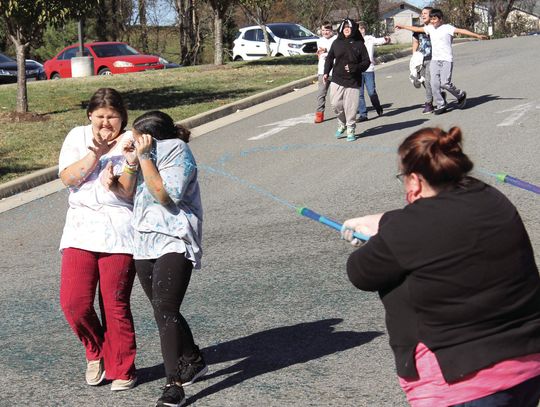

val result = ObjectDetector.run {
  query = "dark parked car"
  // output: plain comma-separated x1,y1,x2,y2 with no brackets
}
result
0,52,46,84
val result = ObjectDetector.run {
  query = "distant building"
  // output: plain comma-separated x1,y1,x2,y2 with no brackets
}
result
380,2,422,44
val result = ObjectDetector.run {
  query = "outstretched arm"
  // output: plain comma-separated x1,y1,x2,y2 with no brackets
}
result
395,24,425,33
454,28,489,40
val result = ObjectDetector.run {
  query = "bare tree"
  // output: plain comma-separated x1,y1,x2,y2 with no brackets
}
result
173,0,202,65
0,0,97,113
139,0,149,52
433,0,477,30
489,0,518,34
291,0,337,32
95,0,133,41
239,0,275,56
206,0,236,65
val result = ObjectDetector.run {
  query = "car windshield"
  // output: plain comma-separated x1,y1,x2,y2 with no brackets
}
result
90,43,140,58
269,24,316,39
0,53,14,63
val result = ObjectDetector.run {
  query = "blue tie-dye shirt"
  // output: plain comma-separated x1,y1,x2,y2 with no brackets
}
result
132,138,203,268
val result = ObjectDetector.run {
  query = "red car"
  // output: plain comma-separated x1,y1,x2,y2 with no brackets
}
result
44,41,164,79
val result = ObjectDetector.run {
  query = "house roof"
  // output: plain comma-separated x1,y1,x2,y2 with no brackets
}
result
380,2,422,15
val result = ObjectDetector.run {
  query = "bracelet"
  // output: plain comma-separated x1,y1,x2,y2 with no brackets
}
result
139,152,152,161
123,164,139,175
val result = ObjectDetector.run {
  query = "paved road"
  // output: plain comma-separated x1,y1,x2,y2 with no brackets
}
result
1,36,539,406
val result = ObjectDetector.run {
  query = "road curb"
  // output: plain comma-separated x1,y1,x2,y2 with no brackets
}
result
0,166,59,200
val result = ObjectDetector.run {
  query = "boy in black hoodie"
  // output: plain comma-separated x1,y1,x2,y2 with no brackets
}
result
323,19,370,141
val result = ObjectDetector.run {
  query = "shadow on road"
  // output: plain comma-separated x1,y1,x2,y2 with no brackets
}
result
359,118,430,139
461,94,521,109
179,318,383,404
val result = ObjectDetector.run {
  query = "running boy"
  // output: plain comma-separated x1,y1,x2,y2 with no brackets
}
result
396,8,488,115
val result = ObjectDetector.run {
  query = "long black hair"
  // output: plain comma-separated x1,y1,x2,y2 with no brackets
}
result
132,110,190,143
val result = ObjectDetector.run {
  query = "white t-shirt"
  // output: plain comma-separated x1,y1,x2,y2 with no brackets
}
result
58,125,134,254
363,35,388,72
424,24,456,62
317,35,336,75
132,138,203,269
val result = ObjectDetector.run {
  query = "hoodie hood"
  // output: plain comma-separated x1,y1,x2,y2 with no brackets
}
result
337,19,364,42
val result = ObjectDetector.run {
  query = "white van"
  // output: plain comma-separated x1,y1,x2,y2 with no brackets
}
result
232,23,318,61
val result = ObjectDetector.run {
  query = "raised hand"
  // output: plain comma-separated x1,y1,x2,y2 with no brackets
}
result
121,136,138,165
135,133,153,160
89,131,117,158
100,161,115,191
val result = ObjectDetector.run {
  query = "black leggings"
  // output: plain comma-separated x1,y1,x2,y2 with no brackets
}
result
135,252,197,379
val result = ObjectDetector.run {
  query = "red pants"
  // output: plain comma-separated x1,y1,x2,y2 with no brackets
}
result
60,248,136,380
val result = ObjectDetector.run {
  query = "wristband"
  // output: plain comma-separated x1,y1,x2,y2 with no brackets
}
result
123,164,139,175
139,152,152,161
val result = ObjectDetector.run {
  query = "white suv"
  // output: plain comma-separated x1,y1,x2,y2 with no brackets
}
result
232,23,318,61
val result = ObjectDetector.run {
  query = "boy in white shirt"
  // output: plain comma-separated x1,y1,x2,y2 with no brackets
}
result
396,8,488,115
357,21,390,122
315,21,337,123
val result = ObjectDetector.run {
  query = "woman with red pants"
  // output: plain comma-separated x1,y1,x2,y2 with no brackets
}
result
58,88,137,391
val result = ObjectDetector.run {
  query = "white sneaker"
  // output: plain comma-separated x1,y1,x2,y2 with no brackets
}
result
86,359,106,386
111,376,137,391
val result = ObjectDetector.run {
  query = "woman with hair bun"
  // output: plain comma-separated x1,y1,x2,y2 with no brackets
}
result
342,127,540,406
118,111,207,407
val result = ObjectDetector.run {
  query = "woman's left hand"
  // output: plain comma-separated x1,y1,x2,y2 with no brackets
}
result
135,133,153,159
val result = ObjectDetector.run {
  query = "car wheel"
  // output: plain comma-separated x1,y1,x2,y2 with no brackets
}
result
234,56,243,61
51,73,61,80
275,53,283,57
98,68,112,76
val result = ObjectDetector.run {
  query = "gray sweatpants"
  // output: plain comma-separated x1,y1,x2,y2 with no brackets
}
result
316,75,331,112
420,59,432,103
430,60,463,108
329,82,360,130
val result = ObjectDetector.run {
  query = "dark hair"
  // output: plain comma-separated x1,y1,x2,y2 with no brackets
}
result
132,110,191,143
398,127,473,188
429,8,444,20
86,88,128,132
422,6,433,11
322,21,332,29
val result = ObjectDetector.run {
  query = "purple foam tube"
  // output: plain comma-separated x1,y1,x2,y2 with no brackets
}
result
496,173,540,195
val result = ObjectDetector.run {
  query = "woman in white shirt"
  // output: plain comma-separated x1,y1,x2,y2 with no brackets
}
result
58,88,137,391
118,110,206,407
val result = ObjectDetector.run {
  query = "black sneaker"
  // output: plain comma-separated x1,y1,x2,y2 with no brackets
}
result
156,382,186,407
178,353,208,387
356,116,368,123
434,105,447,115
375,106,383,116
457,92,467,109
442,91,447,105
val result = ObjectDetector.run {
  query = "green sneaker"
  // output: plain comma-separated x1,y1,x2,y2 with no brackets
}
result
346,128,356,142
335,125,346,139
